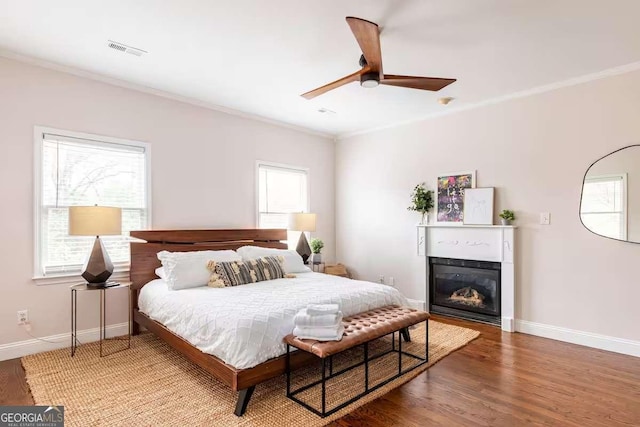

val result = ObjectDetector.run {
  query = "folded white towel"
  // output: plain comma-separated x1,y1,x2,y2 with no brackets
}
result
294,309,343,327
293,325,344,341
306,303,340,316
294,323,343,333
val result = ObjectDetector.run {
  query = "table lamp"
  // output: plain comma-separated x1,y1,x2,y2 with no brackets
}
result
288,213,316,264
69,206,122,287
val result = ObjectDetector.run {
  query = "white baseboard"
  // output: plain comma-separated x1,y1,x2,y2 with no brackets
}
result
407,299,426,311
516,319,640,358
0,322,129,362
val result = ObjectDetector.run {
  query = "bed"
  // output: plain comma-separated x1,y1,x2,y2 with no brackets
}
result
129,229,407,416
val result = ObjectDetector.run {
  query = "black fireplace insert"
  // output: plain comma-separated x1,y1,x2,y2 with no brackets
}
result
429,257,501,325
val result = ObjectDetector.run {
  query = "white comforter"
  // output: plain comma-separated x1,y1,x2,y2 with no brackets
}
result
138,272,408,369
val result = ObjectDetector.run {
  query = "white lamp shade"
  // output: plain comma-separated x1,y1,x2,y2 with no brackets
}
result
69,206,122,236
288,213,316,232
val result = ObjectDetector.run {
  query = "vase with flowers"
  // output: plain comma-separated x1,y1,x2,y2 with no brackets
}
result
310,238,324,264
408,183,434,224
499,209,516,225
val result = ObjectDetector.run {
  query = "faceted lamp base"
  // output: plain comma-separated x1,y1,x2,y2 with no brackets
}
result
82,236,114,287
296,232,312,264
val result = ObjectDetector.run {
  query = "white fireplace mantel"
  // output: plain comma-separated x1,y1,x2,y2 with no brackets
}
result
417,224,516,332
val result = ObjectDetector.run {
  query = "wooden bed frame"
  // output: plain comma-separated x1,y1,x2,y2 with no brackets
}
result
129,229,316,416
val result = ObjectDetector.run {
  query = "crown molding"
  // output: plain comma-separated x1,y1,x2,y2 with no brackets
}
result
0,48,333,140
337,60,640,140
3,47,640,141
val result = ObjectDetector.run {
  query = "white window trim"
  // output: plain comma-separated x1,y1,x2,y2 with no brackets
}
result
581,173,628,241
255,160,310,228
33,126,152,285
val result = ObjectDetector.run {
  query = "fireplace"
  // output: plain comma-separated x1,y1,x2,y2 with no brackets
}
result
429,257,501,325
418,225,515,331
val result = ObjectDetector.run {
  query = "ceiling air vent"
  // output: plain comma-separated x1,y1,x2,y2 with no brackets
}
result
107,40,147,57
318,107,336,114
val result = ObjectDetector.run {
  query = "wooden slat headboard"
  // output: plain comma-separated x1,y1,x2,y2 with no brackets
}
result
129,229,288,290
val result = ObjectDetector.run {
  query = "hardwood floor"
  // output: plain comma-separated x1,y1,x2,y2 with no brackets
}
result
0,357,33,406
1,316,639,426
331,316,640,427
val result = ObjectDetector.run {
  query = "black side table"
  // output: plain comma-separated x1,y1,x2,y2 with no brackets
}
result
70,282,131,357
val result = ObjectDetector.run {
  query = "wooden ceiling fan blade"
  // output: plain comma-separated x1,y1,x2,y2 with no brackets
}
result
381,75,456,91
301,69,366,99
346,17,383,78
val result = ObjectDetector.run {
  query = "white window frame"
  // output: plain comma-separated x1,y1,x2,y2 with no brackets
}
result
581,173,628,240
33,126,152,285
255,160,310,228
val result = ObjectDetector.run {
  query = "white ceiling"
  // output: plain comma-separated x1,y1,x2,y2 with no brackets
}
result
2,0,640,136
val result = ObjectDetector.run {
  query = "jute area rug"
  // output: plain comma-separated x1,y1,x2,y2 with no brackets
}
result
22,320,479,426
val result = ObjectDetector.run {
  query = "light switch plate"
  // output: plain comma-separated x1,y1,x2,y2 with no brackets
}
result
540,212,551,225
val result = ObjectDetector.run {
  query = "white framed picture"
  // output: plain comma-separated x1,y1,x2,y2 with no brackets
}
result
463,187,494,225
436,171,476,223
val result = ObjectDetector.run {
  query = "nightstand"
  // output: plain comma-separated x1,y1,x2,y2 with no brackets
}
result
324,264,350,278
70,282,131,357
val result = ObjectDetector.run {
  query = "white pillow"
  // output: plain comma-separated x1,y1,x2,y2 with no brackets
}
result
155,267,167,280
236,246,311,274
157,250,241,290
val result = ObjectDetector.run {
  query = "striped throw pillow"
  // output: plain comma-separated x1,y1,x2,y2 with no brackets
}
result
207,256,287,288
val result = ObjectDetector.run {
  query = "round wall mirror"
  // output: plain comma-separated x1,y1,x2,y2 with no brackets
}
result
580,145,639,243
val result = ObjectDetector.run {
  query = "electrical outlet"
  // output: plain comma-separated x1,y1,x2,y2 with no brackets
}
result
378,275,385,284
17,310,28,325
389,277,395,287
540,212,551,225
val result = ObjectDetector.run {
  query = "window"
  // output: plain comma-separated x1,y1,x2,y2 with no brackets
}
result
580,174,627,240
257,162,308,229
34,128,150,278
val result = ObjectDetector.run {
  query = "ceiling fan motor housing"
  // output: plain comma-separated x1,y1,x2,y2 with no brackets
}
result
300,17,456,98
360,71,379,88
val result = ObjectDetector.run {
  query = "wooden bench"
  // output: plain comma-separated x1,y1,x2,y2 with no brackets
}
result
284,305,430,417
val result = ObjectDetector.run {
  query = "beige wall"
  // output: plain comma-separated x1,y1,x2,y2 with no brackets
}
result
0,57,335,347
336,69,640,343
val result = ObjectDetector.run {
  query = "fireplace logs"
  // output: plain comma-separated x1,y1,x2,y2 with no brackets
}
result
448,286,485,308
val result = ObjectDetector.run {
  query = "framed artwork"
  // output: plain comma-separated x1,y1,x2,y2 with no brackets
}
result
463,187,495,225
436,171,476,223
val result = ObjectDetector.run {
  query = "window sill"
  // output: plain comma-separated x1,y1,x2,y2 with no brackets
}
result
33,269,130,286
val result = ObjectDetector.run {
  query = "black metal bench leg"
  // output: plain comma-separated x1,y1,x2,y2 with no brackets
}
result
321,358,327,415
234,386,255,416
400,327,411,342
425,319,429,362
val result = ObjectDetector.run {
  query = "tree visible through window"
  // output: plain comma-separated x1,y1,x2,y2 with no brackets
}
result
580,174,627,240
36,130,150,276
257,163,308,229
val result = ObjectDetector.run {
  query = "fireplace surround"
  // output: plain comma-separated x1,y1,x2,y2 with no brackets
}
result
417,224,516,332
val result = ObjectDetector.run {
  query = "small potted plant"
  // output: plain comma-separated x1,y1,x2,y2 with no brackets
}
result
499,209,515,225
310,238,324,264
408,183,434,224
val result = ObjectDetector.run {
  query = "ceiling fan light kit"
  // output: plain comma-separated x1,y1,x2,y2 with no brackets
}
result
360,71,380,88
301,16,457,99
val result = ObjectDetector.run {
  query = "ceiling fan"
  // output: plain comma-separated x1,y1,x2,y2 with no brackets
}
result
301,17,456,100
